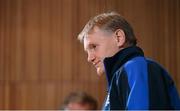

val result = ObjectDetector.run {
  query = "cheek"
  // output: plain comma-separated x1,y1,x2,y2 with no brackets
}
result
97,44,116,59
100,47,113,57
96,50,107,59
106,44,119,56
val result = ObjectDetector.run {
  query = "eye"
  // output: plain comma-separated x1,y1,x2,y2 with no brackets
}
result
92,44,96,49
88,44,98,51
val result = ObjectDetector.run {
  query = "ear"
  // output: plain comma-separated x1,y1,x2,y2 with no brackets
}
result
115,29,126,47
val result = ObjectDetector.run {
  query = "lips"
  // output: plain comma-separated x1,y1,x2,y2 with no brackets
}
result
93,61,100,68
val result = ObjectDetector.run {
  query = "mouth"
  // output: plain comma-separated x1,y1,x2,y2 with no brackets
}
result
93,61,100,68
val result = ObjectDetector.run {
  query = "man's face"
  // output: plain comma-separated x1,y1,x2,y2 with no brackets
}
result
84,27,120,76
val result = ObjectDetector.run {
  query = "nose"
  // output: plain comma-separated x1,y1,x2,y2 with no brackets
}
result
87,52,95,63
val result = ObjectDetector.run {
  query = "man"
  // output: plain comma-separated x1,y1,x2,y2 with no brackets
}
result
61,92,97,110
78,12,180,110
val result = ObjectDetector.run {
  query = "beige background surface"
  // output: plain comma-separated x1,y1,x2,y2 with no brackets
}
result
0,0,179,109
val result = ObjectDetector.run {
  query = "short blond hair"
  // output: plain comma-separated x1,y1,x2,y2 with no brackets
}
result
78,11,137,45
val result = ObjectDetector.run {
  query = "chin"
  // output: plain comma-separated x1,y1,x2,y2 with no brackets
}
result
96,67,104,76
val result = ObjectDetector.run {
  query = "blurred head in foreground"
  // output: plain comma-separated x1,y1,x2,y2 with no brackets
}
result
61,91,98,110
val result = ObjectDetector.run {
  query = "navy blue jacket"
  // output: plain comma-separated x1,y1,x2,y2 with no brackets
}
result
102,46,180,110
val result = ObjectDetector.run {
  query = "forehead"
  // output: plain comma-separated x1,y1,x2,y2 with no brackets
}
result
84,27,113,43
67,102,91,110
83,28,111,50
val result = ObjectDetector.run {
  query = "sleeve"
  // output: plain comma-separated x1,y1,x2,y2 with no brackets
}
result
169,84,180,109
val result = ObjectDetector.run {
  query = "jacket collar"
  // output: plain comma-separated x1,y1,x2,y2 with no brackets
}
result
103,46,144,88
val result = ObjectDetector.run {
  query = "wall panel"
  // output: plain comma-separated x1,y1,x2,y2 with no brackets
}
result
0,0,179,109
